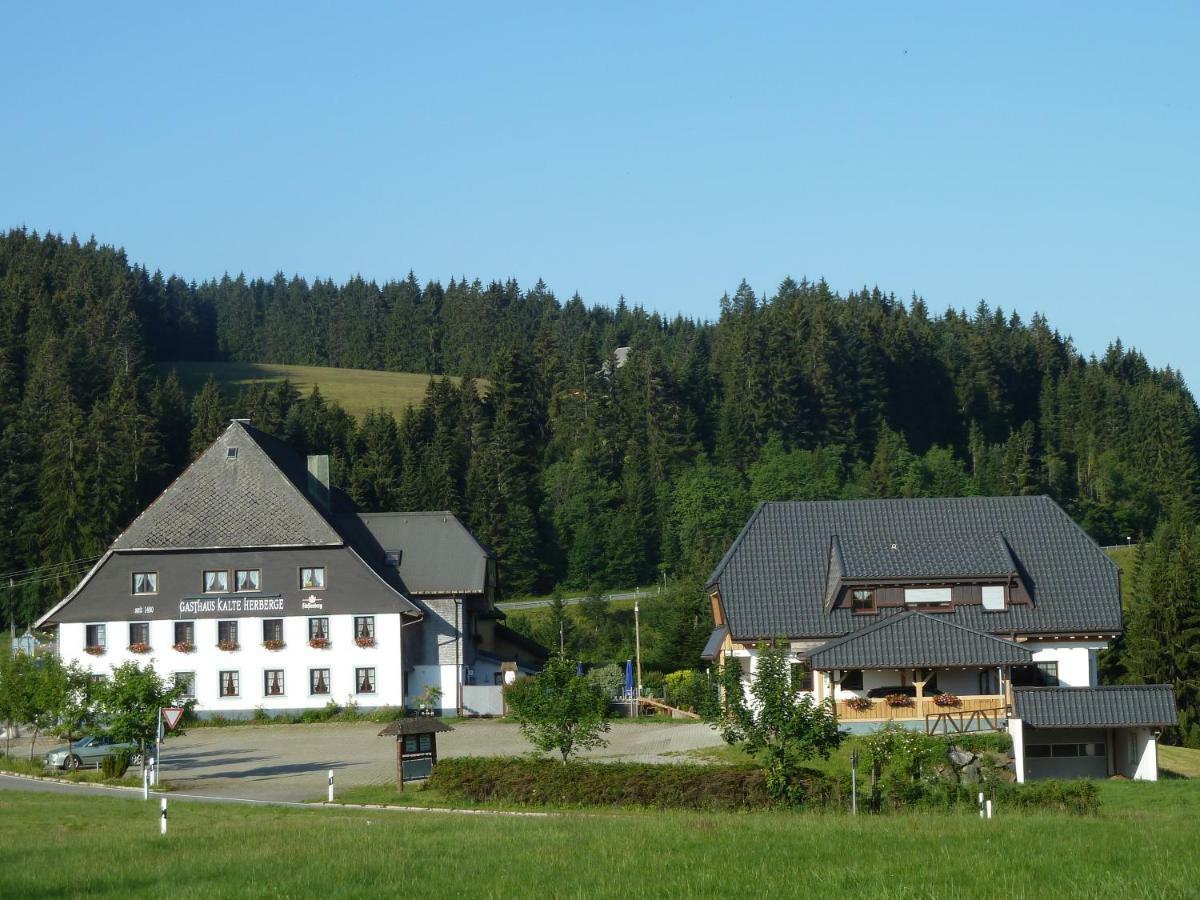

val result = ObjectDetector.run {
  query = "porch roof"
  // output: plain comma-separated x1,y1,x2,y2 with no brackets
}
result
1012,685,1179,728
700,625,729,661
808,610,1032,670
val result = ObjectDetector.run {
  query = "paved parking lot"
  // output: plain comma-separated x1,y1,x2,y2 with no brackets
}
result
129,719,724,802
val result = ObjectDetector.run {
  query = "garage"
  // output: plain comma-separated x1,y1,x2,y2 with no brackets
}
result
1009,685,1178,782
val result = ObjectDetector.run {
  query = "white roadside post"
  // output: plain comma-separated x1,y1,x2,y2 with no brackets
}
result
142,763,149,800
154,709,163,786
978,792,984,818
986,799,993,820
328,769,334,803
160,798,167,835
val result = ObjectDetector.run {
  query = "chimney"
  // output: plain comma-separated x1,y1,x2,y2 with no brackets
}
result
306,455,330,513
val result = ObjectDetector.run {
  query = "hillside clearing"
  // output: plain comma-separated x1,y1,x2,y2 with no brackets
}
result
160,361,468,420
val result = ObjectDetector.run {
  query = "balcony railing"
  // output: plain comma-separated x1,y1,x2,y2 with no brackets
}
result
834,694,1004,722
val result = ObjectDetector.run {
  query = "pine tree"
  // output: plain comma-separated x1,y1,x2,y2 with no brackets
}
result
189,376,226,456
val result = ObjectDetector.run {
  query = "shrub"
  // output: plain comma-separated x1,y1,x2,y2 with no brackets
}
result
101,751,131,779
427,757,782,810
252,707,271,723
584,664,625,700
663,670,717,713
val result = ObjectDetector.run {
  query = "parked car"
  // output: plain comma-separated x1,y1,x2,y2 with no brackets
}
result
43,735,141,771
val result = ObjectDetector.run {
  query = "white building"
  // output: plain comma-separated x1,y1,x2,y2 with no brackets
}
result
702,497,1179,781
37,421,545,717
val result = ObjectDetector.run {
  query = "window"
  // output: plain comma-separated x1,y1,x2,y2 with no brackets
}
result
219,670,240,697
904,587,952,607
85,624,106,650
300,567,326,590
263,619,284,643
790,662,814,692
129,622,150,647
850,589,876,614
310,668,331,695
1026,744,1052,758
174,672,196,699
384,550,401,567
218,620,239,646
263,669,285,696
981,585,1006,611
174,621,195,646
840,669,864,691
90,673,107,686
1051,743,1080,758
979,669,1000,694
1036,662,1059,686
204,570,229,593
226,447,239,460
235,569,261,592
309,617,329,640
132,572,158,595
354,616,375,640
355,667,376,694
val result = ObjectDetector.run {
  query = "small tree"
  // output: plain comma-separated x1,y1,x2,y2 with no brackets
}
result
705,641,842,803
27,655,69,761
0,652,36,756
98,661,185,768
505,655,611,763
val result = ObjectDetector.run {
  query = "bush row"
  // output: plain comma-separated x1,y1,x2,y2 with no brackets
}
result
426,756,1098,815
187,702,402,727
428,757,777,810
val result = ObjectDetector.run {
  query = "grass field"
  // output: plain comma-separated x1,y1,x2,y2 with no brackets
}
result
1,781,1198,897
161,361,467,420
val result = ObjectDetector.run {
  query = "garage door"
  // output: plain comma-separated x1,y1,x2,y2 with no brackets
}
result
1025,740,1107,779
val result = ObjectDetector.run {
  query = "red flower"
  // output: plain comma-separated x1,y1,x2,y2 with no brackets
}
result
355,636,376,648
127,642,152,654
308,637,330,649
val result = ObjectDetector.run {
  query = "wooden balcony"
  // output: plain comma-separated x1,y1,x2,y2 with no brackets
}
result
835,694,1005,722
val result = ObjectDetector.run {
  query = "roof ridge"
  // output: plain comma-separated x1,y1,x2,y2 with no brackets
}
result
705,501,767,589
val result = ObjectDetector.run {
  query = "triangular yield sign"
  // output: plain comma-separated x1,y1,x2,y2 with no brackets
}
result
162,707,185,731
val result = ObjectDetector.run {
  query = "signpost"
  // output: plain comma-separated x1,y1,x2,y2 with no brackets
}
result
850,749,859,816
156,707,184,786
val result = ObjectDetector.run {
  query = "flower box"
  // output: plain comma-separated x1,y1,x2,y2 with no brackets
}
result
885,693,913,708
127,642,151,654
308,637,330,650
217,640,239,652
845,696,873,711
173,641,195,653
263,639,285,651
355,636,376,648
84,645,105,656
933,692,961,708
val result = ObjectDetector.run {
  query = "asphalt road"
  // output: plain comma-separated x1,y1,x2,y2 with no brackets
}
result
497,589,649,611
5,719,724,804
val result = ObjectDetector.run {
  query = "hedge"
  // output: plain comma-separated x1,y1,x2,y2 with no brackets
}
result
426,756,1098,815
427,757,778,810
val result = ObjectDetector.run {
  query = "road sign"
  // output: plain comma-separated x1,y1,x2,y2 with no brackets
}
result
162,707,184,731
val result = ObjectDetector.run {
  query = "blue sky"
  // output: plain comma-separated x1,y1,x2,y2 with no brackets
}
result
4,4,1197,387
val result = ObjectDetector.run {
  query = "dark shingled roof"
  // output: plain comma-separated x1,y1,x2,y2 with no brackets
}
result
1012,686,1179,728
378,717,455,737
113,422,342,550
337,512,491,595
707,497,1121,640
808,611,1032,669
700,625,730,661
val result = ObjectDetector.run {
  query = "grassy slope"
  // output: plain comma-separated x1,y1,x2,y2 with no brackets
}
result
1160,745,1200,779
161,361,464,421
1105,545,1137,599
1,782,1198,897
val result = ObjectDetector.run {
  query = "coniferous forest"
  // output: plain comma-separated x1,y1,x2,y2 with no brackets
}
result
2,228,1198,739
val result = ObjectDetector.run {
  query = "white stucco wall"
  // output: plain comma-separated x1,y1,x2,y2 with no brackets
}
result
1026,641,1108,687
59,613,405,715
1133,728,1158,781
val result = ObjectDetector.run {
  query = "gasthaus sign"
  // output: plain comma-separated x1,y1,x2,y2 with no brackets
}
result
160,593,327,618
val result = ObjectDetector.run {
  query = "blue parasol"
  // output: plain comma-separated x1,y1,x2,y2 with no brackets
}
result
624,659,634,698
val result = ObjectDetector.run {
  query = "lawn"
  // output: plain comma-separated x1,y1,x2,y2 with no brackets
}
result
160,360,471,420
1,781,1198,898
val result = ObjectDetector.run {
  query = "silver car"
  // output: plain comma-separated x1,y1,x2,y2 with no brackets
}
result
44,735,142,770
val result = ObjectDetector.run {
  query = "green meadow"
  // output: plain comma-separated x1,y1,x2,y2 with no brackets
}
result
1,779,1197,898
161,361,469,420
